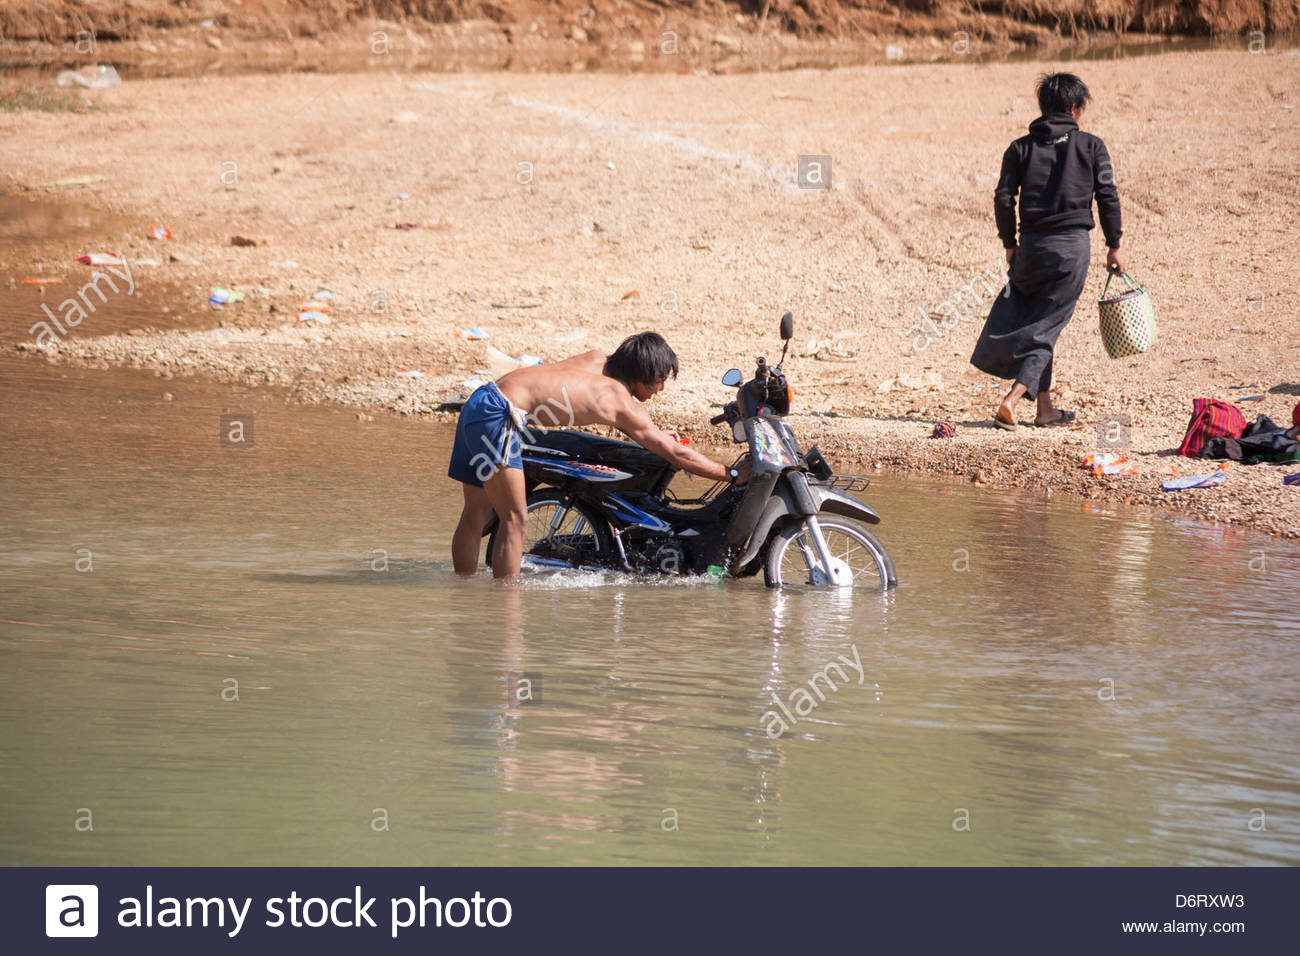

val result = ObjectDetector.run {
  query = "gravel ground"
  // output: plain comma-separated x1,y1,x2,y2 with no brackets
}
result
2,50,1297,536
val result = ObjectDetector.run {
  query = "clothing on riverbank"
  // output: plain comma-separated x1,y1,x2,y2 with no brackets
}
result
1200,414,1300,464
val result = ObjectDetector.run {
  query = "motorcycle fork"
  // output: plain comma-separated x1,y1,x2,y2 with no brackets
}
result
785,471,840,584
801,514,840,585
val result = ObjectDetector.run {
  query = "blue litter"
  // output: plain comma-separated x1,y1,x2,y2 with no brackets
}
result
1162,472,1226,491
1283,473,1300,486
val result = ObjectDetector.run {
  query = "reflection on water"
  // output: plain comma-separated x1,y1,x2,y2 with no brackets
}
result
0,355,1297,865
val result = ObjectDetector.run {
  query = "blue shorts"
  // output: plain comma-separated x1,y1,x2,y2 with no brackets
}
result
447,382,523,487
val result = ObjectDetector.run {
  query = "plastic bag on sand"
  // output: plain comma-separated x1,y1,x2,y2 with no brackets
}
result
1080,453,1178,478
75,252,124,266
209,287,245,306
57,66,122,89
1162,473,1226,491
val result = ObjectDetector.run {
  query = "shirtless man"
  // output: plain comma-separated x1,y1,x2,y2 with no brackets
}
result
449,331,744,578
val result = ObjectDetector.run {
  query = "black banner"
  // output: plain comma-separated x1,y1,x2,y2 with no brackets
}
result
10,867,1293,952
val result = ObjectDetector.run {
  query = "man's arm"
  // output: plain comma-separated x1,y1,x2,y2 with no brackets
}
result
612,400,732,483
994,143,1022,250
1093,137,1122,250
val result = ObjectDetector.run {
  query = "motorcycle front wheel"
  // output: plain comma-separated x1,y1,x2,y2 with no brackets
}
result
486,490,613,570
764,518,897,590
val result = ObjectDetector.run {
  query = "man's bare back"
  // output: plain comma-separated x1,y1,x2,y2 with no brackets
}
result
495,350,729,480
496,351,623,429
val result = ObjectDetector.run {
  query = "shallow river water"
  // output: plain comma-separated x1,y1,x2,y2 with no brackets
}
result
1,356,1298,866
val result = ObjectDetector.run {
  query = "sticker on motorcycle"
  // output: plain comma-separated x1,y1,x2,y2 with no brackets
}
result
749,418,797,470
523,458,633,482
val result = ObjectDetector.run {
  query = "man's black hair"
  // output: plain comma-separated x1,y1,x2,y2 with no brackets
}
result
1036,72,1091,116
604,331,679,387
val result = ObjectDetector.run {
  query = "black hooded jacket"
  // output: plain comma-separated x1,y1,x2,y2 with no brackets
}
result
994,113,1122,249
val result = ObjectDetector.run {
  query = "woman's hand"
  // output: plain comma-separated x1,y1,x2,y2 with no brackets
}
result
1106,247,1126,274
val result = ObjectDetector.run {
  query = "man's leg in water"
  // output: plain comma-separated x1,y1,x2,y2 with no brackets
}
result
482,465,527,578
452,484,494,575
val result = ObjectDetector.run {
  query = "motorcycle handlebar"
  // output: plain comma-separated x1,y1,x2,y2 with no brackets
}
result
709,412,728,426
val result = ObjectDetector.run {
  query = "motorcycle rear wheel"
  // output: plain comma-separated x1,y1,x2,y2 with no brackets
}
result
764,518,897,590
486,490,613,570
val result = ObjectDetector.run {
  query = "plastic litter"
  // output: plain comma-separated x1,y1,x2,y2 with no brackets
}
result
515,354,543,367
457,327,489,340
1080,452,1178,477
1162,472,1227,491
394,222,420,230
1283,473,1300,486
395,370,425,378
147,225,172,240
56,65,122,89
621,289,640,301
209,287,245,307
75,252,123,266
21,278,62,285
461,376,486,390
1233,394,1263,402
292,292,332,322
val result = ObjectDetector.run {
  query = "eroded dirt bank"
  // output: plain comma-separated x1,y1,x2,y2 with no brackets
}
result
2,50,1297,536
6,1,1300,77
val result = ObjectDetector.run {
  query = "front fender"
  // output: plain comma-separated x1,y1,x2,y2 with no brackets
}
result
810,483,881,525
735,487,797,568
733,479,881,569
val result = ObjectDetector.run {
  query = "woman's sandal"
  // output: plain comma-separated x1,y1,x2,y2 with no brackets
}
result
1033,409,1076,427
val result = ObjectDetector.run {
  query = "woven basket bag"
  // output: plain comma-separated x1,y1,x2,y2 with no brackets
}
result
1098,269,1156,359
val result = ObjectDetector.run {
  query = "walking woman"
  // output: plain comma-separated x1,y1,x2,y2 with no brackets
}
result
971,72,1126,429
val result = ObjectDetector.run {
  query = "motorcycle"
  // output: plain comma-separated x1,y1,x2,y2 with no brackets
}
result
484,313,897,588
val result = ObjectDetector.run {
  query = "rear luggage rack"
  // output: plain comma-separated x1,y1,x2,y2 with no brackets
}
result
822,475,871,493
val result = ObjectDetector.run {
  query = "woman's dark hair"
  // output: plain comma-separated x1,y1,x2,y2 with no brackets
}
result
604,332,679,387
1036,72,1091,116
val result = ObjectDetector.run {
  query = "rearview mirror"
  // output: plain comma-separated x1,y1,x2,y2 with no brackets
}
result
780,311,794,340
721,368,743,387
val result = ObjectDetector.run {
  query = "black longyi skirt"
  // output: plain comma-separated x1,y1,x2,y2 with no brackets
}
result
969,229,1090,399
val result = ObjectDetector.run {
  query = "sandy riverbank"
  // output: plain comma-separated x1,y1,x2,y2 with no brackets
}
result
2,49,1297,536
